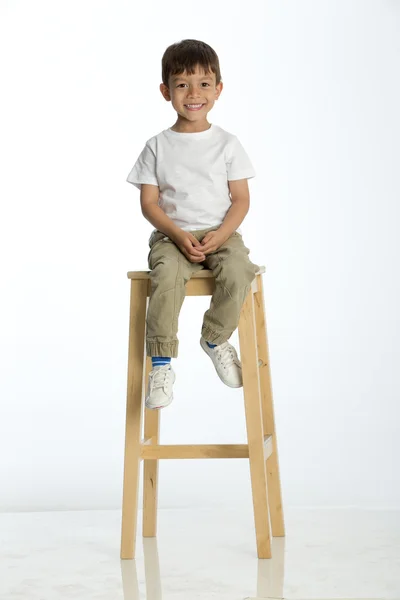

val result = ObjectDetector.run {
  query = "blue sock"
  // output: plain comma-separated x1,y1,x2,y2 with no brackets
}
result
206,341,217,349
152,356,171,368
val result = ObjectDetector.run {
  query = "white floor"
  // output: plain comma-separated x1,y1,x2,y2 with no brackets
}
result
0,507,399,600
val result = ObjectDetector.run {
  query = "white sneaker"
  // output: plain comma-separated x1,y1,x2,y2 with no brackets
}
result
145,364,175,410
200,337,243,388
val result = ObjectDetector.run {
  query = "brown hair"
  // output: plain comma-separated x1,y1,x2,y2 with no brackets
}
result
161,39,222,88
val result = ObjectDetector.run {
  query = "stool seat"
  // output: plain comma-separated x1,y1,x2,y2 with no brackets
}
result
121,266,285,560
127,266,266,279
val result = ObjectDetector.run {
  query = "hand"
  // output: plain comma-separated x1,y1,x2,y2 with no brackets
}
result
172,230,206,263
200,229,230,255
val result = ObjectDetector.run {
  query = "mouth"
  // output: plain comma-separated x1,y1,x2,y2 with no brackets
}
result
184,103,205,111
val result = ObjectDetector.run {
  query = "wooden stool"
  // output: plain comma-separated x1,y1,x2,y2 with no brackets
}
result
120,267,285,559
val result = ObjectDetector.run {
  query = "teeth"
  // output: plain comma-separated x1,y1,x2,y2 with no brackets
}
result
186,104,203,108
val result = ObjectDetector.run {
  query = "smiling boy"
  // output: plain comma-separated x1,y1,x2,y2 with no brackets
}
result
126,39,259,409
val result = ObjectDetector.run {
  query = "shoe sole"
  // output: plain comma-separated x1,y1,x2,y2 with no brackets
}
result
200,338,243,388
145,394,173,410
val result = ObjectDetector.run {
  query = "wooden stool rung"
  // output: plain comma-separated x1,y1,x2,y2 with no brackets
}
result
141,443,250,460
139,438,273,461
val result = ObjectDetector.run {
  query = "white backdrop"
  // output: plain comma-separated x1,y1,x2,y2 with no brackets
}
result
1,0,399,512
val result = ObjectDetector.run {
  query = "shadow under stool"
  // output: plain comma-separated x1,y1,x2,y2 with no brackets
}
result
120,267,285,559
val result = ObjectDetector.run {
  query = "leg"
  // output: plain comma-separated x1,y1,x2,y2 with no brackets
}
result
202,232,259,344
121,279,147,559
146,235,204,357
254,274,285,536
239,288,272,559
142,234,203,520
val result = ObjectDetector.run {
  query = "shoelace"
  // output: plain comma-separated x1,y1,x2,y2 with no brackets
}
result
214,342,241,370
149,365,171,391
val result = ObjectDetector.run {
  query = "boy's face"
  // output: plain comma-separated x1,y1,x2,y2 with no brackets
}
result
160,64,223,122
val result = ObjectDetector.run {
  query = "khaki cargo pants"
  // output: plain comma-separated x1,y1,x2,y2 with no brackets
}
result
146,226,260,357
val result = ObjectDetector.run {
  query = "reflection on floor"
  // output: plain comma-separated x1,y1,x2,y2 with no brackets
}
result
121,535,286,599
1,507,399,599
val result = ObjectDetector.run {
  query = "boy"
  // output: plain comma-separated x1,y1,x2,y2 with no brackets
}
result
126,39,259,410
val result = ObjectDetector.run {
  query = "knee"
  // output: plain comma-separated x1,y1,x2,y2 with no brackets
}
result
150,257,180,289
218,257,257,289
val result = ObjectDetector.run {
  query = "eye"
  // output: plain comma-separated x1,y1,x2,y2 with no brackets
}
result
176,82,211,88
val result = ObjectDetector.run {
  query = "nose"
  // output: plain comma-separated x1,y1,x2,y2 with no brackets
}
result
187,85,203,97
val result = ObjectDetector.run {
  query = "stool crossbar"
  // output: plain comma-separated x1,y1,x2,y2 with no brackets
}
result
121,267,285,559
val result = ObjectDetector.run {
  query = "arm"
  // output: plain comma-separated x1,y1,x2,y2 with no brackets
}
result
140,184,205,262
140,184,181,240
218,179,250,239
200,179,250,254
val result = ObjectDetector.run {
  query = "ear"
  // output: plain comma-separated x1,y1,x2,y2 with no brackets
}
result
215,81,223,100
160,83,171,101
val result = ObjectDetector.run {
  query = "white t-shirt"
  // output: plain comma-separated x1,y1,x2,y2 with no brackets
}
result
126,123,256,233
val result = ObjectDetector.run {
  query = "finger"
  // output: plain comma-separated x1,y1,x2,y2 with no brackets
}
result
189,244,205,256
200,234,211,245
189,254,205,263
183,248,204,262
200,241,214,254
182,244,203,259
188,234,202,247
183,250,193,262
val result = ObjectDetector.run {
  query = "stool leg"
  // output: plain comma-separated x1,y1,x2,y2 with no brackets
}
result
254,274,285,537
143,355,160,537
121,279,147,559
238,289,272,559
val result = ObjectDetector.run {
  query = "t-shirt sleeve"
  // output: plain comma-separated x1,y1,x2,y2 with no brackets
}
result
126,141,159,190
226,135,256,181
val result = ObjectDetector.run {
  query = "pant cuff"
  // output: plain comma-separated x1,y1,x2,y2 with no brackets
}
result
146,339,179,358
201,325,230,346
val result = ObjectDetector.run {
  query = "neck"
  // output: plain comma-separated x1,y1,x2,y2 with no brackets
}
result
170,116,211,133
